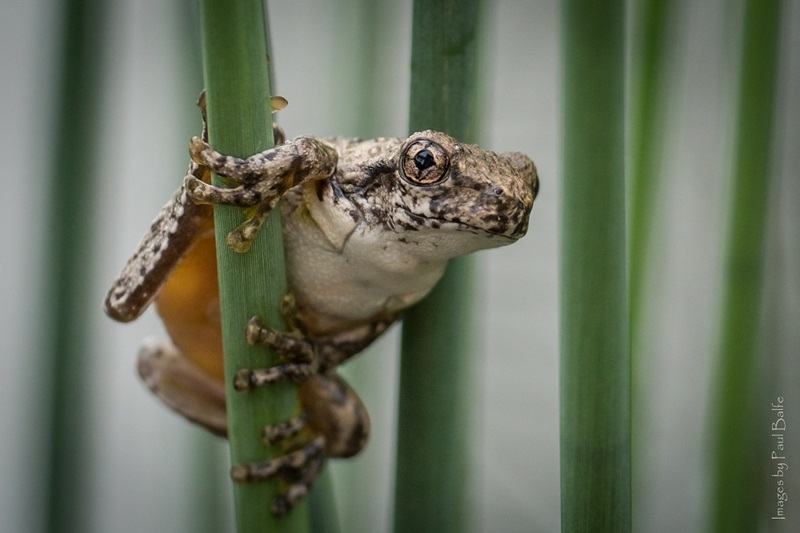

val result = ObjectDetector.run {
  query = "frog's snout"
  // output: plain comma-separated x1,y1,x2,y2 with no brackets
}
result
509,197,533,239
478,182,533,240
501,151,538,200
497,151,537,239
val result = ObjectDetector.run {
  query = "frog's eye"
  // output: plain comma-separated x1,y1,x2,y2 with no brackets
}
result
401,140,449,185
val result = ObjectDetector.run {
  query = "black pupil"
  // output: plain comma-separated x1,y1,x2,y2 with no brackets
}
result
414,149,435,171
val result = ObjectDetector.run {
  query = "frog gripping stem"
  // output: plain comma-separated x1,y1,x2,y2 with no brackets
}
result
102,103,538,520
184,136,338,253
261,414,309,446
231,314,328,515
233,365,314,390
231,433,326,516
244,316,315,362
233,316,318,391
231,435,325,483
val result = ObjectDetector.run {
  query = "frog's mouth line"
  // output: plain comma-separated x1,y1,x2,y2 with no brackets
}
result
396,206,522,242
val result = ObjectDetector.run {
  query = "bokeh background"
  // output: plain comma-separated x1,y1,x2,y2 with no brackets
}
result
1,1,798,532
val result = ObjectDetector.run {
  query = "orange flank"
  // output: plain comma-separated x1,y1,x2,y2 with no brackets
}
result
154,224,225,382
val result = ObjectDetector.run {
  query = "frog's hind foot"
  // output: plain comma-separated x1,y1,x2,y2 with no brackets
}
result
233,316,318,392
262,413,309,445
231,371,373,516
230,435,324,482
236,312,398,395
234,364,314,390
272,453,324,516
230,434,326,517
230,315,327,515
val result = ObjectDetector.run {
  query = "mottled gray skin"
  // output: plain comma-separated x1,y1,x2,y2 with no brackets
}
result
283,131,537,337
103,124,538,516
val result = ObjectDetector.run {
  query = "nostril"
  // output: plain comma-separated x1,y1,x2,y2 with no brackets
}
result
490,186,504,197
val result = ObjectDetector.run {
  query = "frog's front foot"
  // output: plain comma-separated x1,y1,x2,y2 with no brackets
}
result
183,136,337,253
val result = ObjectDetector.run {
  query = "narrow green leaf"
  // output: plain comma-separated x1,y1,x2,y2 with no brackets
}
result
710,1,782,531
626,1,675,523
170,4,230,531
309,467,340,533
43,0,107,531
560,1,630,531
394,0,481,531
628,0,675,344
197,1,308,531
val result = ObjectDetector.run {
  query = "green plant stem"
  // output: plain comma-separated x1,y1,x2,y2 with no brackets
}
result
171,4,229,531
627,1,674,524
198,1,308,531
43,0,107,531
309,466,340,533
560,1,630,532
393,0,481,531
710,1,781,531
628,0,674,348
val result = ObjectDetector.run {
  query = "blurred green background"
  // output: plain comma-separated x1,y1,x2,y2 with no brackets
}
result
1,0,798,531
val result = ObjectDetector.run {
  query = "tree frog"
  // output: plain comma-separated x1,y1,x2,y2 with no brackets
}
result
103,95,539,515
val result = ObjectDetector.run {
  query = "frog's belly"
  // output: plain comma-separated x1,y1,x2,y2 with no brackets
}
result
284,223,447,335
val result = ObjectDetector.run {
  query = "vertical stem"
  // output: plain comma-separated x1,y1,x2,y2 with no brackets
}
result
626,1,674,524
43,0,107,531
560,1,630,532
198,1,308,531
393,0,481,531
395,259,475,532
710,1,781,531
309,467,340,533
628,0,674,346
170,4,230,532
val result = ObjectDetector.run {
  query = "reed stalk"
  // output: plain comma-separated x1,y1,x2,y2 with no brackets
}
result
560,0,630,530
393,0,482,531
198,0,308,530
43,0,107,530
710,1,781,530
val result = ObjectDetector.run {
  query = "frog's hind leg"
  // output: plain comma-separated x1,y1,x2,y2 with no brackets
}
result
137,337,227,437
137,339,361,515
230,373,370,516
300,373,371,459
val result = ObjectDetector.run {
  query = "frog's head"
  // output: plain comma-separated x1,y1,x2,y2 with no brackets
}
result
387,130,538,253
